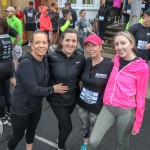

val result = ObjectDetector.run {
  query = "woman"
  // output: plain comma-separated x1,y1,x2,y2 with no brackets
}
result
87,31,149,150
47,28,85,150
75,9,94,50
7,31,68,150
77,34,113,150
98,0,110,39
0,17,20,124
15,6,23,20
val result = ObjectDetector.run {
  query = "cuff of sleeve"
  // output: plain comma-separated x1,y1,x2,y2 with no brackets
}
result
49,86,54,95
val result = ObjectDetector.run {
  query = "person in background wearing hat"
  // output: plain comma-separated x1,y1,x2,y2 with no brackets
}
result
64,1,77,28
128,8,150,62
87,31,149,150
77,34,113,150
58,8,74,38
40,6,52,39
5,6,23,69
23,1,36,47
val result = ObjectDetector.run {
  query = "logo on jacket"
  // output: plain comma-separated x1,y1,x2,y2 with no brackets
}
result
95,73,107,78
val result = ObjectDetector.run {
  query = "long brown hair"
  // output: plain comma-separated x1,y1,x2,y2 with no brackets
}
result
0,17,9,34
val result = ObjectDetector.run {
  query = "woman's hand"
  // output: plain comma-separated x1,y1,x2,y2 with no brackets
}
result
10,77,16,87
53,83,69,94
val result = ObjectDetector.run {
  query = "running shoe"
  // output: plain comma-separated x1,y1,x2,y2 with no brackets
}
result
80,144,87,150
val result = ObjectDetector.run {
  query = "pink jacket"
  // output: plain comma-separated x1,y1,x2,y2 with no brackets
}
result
103,54,149,134
113,0,122,8
40,6,52,31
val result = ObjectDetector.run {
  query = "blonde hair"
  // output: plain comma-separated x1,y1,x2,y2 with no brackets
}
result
114,31,135,47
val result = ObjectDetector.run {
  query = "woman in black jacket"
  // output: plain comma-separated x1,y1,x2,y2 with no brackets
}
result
47,28,85,150
7,31,68,150
0,17,20,124
98,0,110,39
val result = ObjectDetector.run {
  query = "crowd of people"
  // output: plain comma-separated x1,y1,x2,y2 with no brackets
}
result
0,1,150,150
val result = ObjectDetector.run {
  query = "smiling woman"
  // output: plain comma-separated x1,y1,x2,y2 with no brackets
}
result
7,31,69,150
47,28,85,150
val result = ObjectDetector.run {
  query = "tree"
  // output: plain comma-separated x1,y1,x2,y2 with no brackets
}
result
129,0,142,27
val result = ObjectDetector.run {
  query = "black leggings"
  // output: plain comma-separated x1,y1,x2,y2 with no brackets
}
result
8,108,42,150
0,78,11,117
50,104,76,149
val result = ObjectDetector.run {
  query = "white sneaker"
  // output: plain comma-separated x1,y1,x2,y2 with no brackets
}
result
53,45,57,49
28,42,31,47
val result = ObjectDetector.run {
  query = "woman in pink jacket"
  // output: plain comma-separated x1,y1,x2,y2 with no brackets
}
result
87,31,149,150
40,6,52,39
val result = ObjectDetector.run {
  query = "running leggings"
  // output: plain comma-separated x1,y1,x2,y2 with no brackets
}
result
8,108,42,150
0,78,10,117
50,103,76,149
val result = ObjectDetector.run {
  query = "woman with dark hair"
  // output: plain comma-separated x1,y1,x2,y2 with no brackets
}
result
47,28,85,150
0,17,20,124
7,31,68,150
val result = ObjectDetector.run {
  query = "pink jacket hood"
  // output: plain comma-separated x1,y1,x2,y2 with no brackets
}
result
103,54,149,134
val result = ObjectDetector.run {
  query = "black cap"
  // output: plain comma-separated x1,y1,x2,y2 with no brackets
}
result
145,9,150,15
62,8,70,17
64,1,71,6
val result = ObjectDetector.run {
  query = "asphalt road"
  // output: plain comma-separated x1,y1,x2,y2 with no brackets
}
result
0,100,150,150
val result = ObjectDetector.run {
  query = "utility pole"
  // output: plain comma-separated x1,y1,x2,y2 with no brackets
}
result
129,0,142,27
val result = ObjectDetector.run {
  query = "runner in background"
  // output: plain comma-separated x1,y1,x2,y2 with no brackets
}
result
0,17,20,124
36,6,42,31
49,2,60,51
23,1,36,47
5,6,23,69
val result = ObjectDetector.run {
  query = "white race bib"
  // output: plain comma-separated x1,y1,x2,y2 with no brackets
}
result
99,16,104,21
80,87,98,104
27,12,33,17
83,27,87,32
137,40,148,50
127,9,131,14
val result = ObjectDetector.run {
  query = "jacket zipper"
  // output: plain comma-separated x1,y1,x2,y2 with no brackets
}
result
109,60,136,104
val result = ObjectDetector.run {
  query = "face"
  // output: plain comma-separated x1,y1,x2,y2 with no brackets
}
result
100,0,105,5
53,3,58,9
65,5,70,9
65,12,72,18
29,5,33,8
6,11,14,17
114,35,134,59
80,11,86,18
31,33,49,60
86,43,102,58
38,7,42,13
61,33,78,56
144,14,150,27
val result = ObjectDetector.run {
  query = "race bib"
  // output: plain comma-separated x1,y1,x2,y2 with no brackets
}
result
80,87,98,104
137,40,148,50
127,9,131,14
83,27,87,32
99,16,104,21
141,4,145,8
27,12,33,17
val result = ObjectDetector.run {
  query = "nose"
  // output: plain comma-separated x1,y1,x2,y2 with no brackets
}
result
116,43,122,49
39,43,44,47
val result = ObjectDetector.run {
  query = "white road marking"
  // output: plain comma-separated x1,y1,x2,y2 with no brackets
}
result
7,122,58,148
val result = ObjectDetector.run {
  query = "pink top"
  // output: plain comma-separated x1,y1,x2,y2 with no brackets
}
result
103,54,149,134
113,0,122,8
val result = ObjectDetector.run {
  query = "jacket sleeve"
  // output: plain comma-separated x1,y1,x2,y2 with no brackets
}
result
60,20,70,32
17,60,53,97
133,65,149,133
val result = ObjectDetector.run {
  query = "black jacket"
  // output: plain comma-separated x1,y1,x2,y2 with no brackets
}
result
10,53,53,115
47,49,85,106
